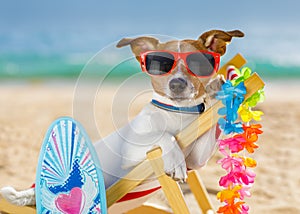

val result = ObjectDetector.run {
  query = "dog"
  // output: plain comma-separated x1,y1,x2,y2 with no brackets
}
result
0,29,244,213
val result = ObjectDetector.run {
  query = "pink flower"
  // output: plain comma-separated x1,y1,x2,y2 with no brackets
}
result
238,186,251,200
217,155,244,172
219,172,237,187
219,168,256,187
239,169,256,185
241,204,250,213
219,136,246,154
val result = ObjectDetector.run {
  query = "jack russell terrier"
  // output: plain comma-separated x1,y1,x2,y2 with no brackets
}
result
0,29,244,213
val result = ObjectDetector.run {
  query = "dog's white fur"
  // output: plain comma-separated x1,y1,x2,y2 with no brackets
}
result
0,82,221,213
95,90,219,186
1,30,244,212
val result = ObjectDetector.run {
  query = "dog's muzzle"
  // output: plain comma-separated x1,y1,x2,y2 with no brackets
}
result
169,78,188,94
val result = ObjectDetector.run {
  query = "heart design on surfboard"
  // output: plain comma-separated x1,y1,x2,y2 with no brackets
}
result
36,118,107,213
55,187,85,214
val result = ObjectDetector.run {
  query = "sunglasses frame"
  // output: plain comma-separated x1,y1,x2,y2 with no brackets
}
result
140,50,221,78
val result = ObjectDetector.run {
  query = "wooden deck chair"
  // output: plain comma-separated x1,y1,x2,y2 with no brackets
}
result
0,54,265,214
106,54,264,214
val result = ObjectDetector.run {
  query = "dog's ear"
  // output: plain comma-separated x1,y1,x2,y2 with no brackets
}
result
116,37,159,60
199,30,244,55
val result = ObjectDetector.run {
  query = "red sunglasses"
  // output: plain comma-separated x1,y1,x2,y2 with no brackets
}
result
140,50,220,78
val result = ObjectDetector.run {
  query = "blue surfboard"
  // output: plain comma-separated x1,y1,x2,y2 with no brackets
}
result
35,117,107,214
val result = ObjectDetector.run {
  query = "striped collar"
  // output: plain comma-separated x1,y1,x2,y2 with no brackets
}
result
151,99,205,114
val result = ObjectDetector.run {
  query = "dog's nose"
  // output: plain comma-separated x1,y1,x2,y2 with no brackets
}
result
169,78,188,94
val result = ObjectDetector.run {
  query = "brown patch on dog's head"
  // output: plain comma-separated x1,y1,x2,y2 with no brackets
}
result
117,30,244,57
116,37,159,61
117,30,244,103
199,30,244,56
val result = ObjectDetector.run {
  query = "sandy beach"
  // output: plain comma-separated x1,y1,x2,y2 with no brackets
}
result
0,79,300,213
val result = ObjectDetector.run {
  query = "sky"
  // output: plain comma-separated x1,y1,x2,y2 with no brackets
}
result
0,0,300,66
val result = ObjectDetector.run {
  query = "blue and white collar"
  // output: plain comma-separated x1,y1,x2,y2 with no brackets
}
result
151,93,205,114
151,99,205,114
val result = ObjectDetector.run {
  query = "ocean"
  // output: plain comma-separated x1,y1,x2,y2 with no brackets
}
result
0,53,299,80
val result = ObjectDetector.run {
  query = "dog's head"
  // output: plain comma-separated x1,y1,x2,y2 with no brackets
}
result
117,30,244,104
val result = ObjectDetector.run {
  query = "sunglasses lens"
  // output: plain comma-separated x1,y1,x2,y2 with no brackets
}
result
145,52,175,75
186,52,215,76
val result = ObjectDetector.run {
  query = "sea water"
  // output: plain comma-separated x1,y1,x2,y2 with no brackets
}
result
0,52,299,80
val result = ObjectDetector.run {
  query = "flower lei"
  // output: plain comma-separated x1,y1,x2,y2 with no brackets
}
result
216,67,265,214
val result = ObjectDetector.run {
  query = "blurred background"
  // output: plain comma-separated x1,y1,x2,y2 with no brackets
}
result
0,0,300,80
1,1,300,213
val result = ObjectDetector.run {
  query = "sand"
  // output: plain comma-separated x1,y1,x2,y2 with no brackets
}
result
0,79,300,213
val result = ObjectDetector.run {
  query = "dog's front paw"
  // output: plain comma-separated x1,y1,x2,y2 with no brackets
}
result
0,186,36,206
159,136,187,182
205,74,225,97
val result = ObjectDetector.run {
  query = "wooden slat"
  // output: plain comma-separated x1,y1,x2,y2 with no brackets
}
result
106,160,153,207
187,170,214,213
176,101,222,149
243,73,264,100
215,53,247,78
176,72,265,149
126,205,171,214
0,199,36,214
147,147,190,214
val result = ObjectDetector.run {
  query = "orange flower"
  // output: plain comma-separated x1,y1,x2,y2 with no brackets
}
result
234,124,263,153
217,185,242,204
217,201,249,214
